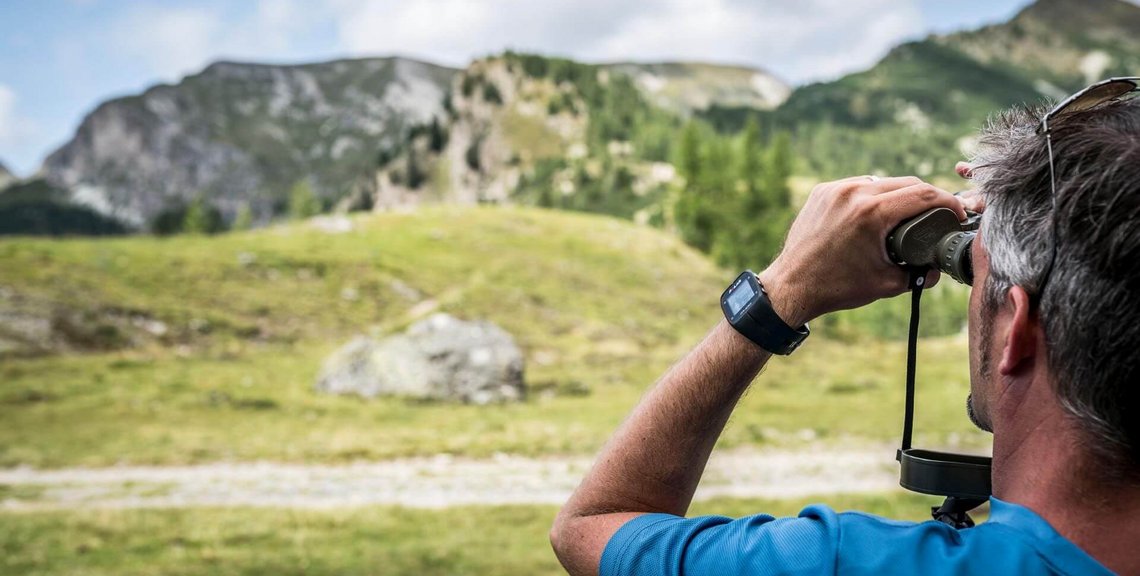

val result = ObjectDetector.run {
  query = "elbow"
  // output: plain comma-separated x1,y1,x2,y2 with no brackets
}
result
549,512,568,562
550,511,581,573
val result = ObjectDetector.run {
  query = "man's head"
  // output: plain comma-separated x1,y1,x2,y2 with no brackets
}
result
965,95,1140,479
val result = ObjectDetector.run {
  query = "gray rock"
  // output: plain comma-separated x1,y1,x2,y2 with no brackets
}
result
315,314,525,404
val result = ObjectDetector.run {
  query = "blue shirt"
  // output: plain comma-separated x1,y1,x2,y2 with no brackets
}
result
600,497,1112,575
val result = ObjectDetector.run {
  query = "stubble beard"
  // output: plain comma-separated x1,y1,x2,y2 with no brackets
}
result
967,301,995,434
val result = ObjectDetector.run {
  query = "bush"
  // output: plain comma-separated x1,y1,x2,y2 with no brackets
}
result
288,181,322,220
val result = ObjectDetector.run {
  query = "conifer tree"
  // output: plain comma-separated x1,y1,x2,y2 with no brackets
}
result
182,197,211,235
288,180,321,220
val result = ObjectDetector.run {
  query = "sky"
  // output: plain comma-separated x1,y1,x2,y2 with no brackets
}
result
0,0,1042,176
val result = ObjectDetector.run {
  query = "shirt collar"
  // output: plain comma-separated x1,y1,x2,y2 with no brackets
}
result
987,497,1114,575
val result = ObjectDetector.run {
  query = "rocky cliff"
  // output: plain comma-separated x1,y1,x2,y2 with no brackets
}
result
42,57,458,229
39,54,787,229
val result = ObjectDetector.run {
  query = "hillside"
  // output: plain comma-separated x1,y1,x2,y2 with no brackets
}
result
0,206,721,361
0,207,984,467
710,0,1140,179
0,206,724,465
777,0,1139,131
604,61,789,114
37,54,789,233
41,57,460,229
941,0,1140,92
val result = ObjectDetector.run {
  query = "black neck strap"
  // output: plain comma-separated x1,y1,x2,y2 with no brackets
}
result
902,269,924,451
898,268,991,529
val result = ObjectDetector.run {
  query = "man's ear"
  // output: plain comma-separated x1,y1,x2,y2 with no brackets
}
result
998,286,1038,376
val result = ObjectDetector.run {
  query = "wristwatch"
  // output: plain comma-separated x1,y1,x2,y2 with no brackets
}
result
721,270,810,355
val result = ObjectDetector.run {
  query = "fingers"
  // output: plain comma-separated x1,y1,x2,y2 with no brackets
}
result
956,189,986,213
826,175,921,190
955,162,974,179
866,176,924,194
923,268,942,290
874,182,966,224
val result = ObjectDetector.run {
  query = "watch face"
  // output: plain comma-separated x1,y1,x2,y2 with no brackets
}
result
726,279,757,317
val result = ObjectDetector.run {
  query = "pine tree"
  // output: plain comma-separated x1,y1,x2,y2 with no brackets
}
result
765,132,794,208
406,146,426,189
232,204,253,231
288,180,321,220
429,117,447,152
182,197,211,235
739,117,765,210
673,122,715,251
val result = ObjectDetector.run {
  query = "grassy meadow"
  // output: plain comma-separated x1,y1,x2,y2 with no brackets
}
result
0,206,989,575
0,493,967,576
0,206,987,468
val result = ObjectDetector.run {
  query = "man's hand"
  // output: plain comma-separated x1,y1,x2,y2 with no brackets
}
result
760,176,967,327
551,174,971,576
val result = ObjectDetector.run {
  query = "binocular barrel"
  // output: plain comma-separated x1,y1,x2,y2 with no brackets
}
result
886,207,980,286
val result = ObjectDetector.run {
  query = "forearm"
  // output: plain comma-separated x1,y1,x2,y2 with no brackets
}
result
551,270,809,576
551,176,969,576
566,319,769,517
551,319,770,575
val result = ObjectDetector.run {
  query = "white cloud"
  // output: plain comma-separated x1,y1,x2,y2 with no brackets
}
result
328,0,923,83
97,0,925,84
106,0,328,81
110,6,223,80
330,0,644,66
0,85,39,173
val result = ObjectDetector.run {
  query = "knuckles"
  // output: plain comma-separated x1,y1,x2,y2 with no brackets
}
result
916,185,940,203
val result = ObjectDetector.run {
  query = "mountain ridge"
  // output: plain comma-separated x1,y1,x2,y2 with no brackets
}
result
38,53,788,230
28,0,1136,233
42,56,459,228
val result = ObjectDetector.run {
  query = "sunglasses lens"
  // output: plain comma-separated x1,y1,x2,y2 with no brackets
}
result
1063,80,1138,113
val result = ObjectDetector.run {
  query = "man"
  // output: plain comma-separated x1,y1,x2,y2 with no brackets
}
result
551,91,1140,574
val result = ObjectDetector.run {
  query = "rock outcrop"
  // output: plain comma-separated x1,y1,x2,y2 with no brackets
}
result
315,314,525,404
41,57,458,229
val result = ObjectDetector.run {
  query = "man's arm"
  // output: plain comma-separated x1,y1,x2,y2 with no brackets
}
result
550,175,968,576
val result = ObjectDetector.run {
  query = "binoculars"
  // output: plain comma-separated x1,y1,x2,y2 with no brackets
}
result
886,207,981,285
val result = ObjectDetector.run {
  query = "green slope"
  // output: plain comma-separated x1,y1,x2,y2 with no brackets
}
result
0,207,987,467
776,40,1041,130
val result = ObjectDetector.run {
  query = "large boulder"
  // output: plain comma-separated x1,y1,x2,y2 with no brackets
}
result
315,314,525,404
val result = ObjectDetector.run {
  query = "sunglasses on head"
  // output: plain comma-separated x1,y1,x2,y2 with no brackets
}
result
1032,77,1140,299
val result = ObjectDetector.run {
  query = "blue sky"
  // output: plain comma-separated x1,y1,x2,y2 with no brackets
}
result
0,0,1038,176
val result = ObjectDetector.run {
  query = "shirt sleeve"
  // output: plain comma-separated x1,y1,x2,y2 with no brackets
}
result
599,505,841,576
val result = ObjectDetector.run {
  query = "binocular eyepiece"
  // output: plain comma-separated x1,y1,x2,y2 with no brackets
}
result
886,207,981,285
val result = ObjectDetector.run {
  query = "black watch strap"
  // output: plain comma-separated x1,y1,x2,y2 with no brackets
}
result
721,271,809,355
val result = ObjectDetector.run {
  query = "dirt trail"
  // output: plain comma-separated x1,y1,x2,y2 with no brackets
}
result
0,446,910,511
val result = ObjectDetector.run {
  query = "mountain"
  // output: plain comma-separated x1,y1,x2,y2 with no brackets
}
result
34,0,1132,233
42,57,459,229
777,0,1139,131
732,0,1140,179
38,54,789,232
941,0,1140,93
362,53,686,220
603,62,789,114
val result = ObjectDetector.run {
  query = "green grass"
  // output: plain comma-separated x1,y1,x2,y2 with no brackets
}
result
0,206,990,468
0,492,968,576
0,334,987,467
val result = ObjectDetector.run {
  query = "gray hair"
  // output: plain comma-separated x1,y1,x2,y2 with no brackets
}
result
970,97,1140,479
